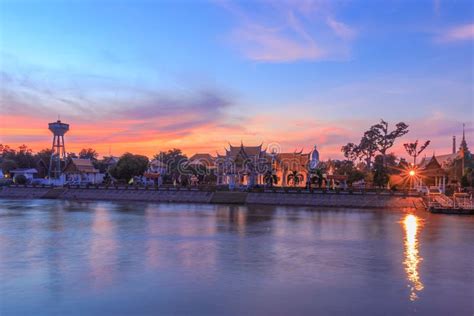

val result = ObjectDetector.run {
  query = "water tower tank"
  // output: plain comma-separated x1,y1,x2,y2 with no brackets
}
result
48,120,70,179
49,120,69,136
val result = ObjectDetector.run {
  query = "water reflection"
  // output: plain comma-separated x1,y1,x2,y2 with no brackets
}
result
89,205,117,288
403,214,424,301
3,200,474,315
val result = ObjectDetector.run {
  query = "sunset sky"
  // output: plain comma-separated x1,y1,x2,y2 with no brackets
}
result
1,0,473,159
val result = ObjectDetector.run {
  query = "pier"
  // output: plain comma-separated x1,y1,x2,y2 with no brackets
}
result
424,190,474,214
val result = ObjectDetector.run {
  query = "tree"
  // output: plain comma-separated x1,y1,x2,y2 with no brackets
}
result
460,175,470,188
35,148,53,165
78,148,99,161
14,144,36,168
287,170,303,187
1,159,18,175
464,167,473,188
109,153,149,182
329,159,367,186
0,144,15,160
404,140,430,165
341,129,378,169
34,148,54,178
347,169,366,186
154,148,188,182
359,129,380,168
92,159,110,173
15,174,27,185
263,170,278,188
371,119,409,166
341,142,359,161
373,155,390,188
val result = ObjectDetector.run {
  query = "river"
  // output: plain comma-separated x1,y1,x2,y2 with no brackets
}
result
0,199,473,315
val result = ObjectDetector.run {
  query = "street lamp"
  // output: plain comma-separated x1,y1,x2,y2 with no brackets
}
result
409,169,416,190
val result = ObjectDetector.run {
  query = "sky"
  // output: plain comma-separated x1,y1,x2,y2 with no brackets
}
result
0,0,473,159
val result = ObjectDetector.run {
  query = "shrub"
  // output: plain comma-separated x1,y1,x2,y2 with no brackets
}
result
15,175,28,185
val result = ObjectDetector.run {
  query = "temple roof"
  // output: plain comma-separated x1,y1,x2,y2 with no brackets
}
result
224,143,265,159
274,152,310,171
63,158,99,174
418,152,460,169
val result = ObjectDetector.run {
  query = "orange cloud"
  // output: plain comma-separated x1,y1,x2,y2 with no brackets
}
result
1,111,471,162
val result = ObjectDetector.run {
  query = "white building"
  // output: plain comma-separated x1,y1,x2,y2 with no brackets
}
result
10,168,38,183
63,158,103,184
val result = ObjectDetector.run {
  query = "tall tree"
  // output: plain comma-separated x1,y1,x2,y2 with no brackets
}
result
358,129,379,169
14,144,36,168
403,140,430,165
0,144,15,158
78,148,99,161
341,142,359,161
371,119,409,166
341,129,378,169
154,148,188,181
109,153,149,181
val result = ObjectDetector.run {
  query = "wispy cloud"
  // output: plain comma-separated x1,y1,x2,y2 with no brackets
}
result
433,0,441,16
219,0,356,62
326,16,356,40
437,23,474,42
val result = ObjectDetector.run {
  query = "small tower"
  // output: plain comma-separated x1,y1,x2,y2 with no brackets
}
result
459,123,469,153
310,145,320,169
48,119,69,179
452,136,456,154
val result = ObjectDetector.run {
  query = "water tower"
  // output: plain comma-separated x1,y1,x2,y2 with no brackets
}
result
48,119,69,179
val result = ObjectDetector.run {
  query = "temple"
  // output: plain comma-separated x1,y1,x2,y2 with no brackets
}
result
271,150,310,187
216,143,320,189
216,143,269,188
416,125,472,192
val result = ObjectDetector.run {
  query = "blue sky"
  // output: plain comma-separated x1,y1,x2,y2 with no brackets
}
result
0,0,473,157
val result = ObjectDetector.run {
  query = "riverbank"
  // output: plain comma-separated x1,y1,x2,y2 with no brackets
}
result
0,186,424,209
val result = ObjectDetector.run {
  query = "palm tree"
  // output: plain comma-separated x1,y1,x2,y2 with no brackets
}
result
310,168,324,188
263,170,278,188
287,170,304,187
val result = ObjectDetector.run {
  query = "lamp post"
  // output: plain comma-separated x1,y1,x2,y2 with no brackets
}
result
409,169,416,190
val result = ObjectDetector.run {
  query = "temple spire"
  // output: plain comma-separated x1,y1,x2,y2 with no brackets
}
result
459,123,469,153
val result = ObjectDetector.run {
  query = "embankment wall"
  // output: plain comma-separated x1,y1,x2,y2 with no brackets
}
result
0,186,423,209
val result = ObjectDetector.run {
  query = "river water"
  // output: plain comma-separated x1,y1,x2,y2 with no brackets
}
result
0,199,473,315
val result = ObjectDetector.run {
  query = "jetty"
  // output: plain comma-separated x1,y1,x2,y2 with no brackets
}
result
424,189,474,215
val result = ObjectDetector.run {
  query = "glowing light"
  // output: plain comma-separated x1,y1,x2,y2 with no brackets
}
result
409,170,416,177
403,214,424,301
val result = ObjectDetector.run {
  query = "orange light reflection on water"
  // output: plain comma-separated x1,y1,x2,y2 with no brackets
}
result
403,214,424,301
